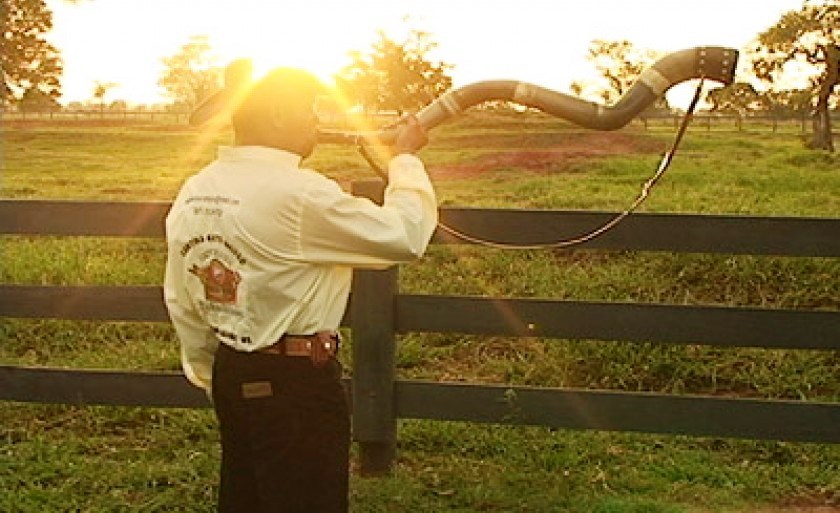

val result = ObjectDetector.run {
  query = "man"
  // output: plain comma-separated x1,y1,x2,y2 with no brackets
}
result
164,66,437,512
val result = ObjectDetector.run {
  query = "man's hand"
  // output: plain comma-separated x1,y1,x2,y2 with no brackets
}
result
390,115,428,156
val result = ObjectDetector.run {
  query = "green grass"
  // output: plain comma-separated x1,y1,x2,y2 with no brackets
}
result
1,115,839,511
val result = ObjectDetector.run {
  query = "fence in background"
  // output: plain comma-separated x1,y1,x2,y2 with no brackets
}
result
1,109,189,124
639,112,840,134
3,109,838,134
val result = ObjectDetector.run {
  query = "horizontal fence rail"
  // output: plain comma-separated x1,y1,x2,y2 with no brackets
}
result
0,366,208,408
437,208,840,256
2,286,836,350
0,200,170,237
2,200,839,256
394,380,840,443
395,295,840,350
0,285,169,322
1,367,837,444
3,110,838,134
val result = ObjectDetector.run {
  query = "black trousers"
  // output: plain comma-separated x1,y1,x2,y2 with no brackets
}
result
212,344,350,513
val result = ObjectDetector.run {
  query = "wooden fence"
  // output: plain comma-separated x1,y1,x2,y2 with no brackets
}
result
1,183,838,475
1,109,189,124
3,109,838,134
640,113,840,133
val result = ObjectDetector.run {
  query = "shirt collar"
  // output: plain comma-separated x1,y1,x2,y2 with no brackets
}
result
217,145,302,169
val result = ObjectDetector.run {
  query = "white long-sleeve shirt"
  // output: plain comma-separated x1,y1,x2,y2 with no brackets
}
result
164,145,438,390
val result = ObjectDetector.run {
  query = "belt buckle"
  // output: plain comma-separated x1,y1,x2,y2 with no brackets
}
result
284,331,338,354
283,337,313,357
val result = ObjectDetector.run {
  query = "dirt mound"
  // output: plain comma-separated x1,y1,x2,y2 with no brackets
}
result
753,507,840,513
429,131,663,180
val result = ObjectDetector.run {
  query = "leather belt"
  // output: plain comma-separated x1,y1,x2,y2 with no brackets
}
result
258,331,339,367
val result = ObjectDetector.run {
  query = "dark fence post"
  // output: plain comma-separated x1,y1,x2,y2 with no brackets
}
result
350,179,399,476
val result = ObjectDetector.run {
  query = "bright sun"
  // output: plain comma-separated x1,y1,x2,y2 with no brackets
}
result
208,4,412,90
50,0,410,105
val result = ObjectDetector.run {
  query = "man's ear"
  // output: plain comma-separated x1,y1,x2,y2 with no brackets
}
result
271,103,313,132
269,103,287,130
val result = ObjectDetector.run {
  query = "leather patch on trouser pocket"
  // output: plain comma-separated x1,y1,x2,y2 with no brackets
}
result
241,381,273,399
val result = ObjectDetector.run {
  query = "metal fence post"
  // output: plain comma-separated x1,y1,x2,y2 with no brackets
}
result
350,179,399,476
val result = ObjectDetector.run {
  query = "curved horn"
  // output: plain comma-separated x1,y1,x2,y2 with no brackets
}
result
318,46,739,145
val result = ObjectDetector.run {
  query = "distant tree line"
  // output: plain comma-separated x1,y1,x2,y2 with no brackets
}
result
706,84,815,116
153,29,453,118
3,0,838,149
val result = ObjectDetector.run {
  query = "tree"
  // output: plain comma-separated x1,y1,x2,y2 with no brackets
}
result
1,0,63,106
568,79,610,104
108,99,128,111
158,35,222,110
17,85,60,111
707,82,764,115
338,29,453,115
760,88,814,116
585,39,664,108
753,0,839,151
92,81,118,114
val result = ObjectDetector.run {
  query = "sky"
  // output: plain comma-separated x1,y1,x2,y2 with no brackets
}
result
47,0,807,108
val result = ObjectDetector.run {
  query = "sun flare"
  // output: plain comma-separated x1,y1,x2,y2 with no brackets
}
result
205,3,415,90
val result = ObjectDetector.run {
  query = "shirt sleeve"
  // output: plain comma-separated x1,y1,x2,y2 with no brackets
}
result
299,154,438,268
164,210,219,391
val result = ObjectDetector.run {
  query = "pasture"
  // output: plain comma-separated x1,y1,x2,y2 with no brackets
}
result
1,113,839,512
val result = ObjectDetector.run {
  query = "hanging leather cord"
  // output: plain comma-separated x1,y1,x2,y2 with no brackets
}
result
357,142,388,180
357,78,706,250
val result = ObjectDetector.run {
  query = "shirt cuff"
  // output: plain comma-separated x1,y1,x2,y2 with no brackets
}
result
387,154,427,188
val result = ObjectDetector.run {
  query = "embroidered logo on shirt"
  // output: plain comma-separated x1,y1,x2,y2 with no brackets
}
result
189,258,241,304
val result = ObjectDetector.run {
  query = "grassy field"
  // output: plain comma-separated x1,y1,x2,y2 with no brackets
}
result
1,114,839,512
